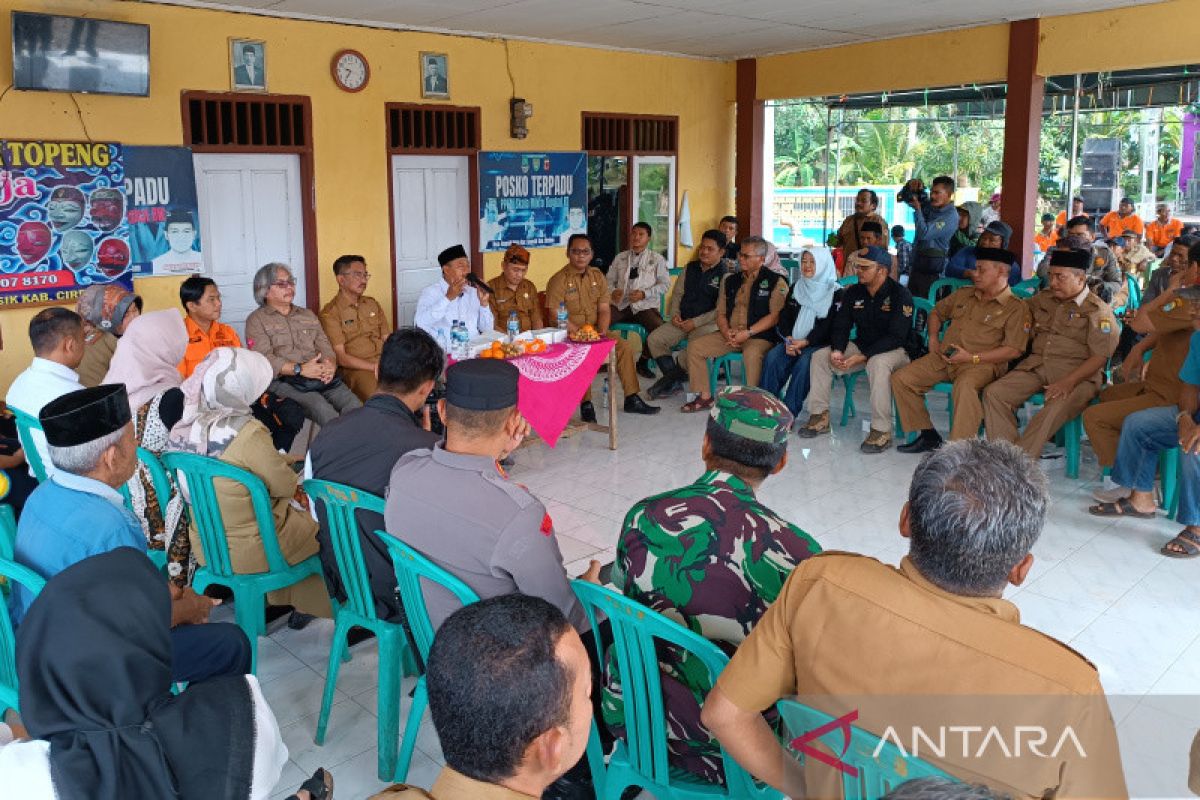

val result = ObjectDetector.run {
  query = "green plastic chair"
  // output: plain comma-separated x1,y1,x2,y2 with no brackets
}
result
1160,447,1181,518
837,275,859,287
707,352,746,397
611,323,652,373
571,580,781,800
303,480,420,781
1025,393,1083,478
160,451,323,673
927,277,970,303
118,447,175,572
776,700,955,797
0,505,45,715
781,258,801,284
1012,277,1041,298
375,530,480,782
9,407,48,483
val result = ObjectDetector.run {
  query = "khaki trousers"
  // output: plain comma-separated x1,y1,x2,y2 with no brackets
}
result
807,344,910,434
342,367,378,402
891,353,1003,440
583,331,642,402
685,332,773,396
1081,380,1173,467
646,320,718,359
982,368,1099,458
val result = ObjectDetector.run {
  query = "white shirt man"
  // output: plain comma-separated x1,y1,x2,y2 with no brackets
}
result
607,224,671,314
414,244,495,340
7,308,87,478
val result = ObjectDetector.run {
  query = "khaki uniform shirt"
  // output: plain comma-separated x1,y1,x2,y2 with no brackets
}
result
718,269,787,332
1144,297,1197,399
715,553,1127,799
545,264,606,328
76,331,118,388
370,768,538,799
836,212,889,263
318,293,387,361
934,286,1030,357
244,303,336,375
1017,289,1119,385
487,276,544,332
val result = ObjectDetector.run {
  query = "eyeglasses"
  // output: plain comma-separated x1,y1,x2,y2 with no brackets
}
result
569,249,593,255
341,271,370,280
271,279,296,288
737,252,761,260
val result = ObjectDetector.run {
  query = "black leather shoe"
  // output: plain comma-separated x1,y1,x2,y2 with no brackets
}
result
636,357,656,379
287,611,316,630
647,376,683,399
579,401,597,423
624,394,661,415
896,430,943,454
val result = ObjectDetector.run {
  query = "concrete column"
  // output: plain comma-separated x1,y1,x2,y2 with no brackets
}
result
1000,19,1044,277
735,58,764,236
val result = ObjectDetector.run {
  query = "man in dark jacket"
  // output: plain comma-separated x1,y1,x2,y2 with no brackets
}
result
309,327,443,623
799,246,916,453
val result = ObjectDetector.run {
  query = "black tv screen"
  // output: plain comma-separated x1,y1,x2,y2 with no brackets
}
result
12,12,150,97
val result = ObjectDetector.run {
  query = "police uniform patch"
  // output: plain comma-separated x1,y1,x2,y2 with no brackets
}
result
1100,319,1112,334
1165,301,1176,312
902,304,913,318
759,279,769,289
881,300,891,312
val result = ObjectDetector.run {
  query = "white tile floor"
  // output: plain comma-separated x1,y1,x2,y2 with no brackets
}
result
252,378,1200,799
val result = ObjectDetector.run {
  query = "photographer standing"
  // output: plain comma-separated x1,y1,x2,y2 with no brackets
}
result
903,176,959,301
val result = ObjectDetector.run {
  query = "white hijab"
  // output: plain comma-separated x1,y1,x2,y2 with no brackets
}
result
790,247,839,340
168,348,274,457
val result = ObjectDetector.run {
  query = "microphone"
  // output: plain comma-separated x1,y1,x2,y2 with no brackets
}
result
466,272,495,295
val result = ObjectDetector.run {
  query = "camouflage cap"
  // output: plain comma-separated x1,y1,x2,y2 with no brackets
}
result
709,386,793,445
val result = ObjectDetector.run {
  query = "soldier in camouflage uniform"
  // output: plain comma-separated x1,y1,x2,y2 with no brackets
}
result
605,386,821,783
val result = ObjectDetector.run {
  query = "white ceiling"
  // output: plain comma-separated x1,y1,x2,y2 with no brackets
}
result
139,0,1164,60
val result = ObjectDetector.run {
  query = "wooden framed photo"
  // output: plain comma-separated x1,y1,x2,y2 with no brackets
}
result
419,51,448,99
230,38,267,92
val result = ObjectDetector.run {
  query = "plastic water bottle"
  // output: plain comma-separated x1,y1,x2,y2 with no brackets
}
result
451,320,468,361
556,302,568,330
507,310,520,342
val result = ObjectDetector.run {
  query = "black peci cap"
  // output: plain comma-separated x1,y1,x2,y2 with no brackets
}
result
445,359,519,410
39,384,131,447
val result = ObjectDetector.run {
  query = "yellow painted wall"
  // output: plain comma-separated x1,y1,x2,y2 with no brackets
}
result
1037,0,1200,76
0,0,735,395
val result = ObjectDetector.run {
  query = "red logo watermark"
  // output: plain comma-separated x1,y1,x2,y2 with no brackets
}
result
789,709,860,778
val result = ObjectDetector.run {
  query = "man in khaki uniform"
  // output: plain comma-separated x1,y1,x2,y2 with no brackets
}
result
487,243,544,333
834,188,889,274
370,595,595,800
545,233,660,421
319,255,388,401
893,248,1031,451
984,248,1119,459
681,236,787,413
701,440,1127,800
1084,242,1200,471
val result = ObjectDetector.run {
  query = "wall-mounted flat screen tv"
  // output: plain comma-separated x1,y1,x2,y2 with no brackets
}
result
11,12,150,97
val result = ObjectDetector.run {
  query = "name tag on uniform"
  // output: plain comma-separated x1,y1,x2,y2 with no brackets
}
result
853,300,865,309
757,289,770,297
881,300,891,312
566,286,579,294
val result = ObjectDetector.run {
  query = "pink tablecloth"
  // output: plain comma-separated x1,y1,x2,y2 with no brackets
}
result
509,339,615,447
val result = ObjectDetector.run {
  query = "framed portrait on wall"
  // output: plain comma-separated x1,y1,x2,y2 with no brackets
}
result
419,52,449,99
230,38,267,92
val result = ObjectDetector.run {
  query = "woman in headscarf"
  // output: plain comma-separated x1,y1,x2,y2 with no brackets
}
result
759,246,841,417
0,547,336,800
102,309,192,584
170,347,330,624
74,284,143,387
948,200,984,258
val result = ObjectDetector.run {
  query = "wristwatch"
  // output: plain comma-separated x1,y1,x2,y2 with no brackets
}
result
293,362,302,377
971,354,981,365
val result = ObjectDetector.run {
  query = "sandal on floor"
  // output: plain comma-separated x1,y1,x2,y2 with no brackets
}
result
286,767,333,800
1162,529,1200,559
1087,497,1157,518
680,396,715,413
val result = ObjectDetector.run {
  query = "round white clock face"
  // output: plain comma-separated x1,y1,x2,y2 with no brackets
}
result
335,52,367,90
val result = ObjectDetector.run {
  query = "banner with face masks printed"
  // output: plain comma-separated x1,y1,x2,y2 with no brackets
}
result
0,140,131,306
124,146,203,277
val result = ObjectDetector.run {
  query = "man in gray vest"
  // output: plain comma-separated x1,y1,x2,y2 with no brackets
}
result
309,328,443,623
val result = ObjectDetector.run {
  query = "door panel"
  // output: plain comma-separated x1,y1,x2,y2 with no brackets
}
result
392,155,469,327
193,153,305,338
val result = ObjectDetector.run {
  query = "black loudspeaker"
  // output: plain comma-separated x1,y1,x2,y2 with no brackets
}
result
1081,187,1121,217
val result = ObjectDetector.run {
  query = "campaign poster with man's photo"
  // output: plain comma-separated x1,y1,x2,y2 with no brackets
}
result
479,152,587,251
124,146,203,277
0,140,131,306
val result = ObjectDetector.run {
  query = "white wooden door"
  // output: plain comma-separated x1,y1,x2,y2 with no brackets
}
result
193,153,306,338
392,155,470,327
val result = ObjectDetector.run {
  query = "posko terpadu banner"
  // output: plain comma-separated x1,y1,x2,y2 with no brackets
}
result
479,151,587,251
